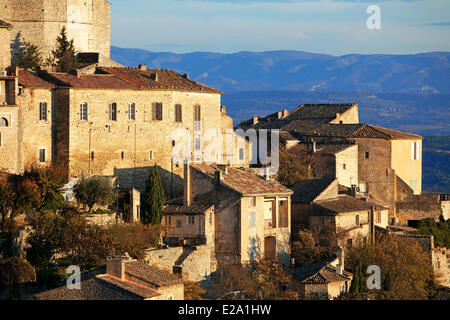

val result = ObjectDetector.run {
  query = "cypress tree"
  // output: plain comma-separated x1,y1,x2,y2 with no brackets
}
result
350,257,364,296
51,27,78,72
141,165,166,225
10,33,42,70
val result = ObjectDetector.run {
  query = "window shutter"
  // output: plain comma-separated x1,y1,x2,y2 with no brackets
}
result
411,142,415,160
152,103,157,120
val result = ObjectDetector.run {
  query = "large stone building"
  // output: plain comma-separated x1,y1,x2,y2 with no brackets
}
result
0,0,111,60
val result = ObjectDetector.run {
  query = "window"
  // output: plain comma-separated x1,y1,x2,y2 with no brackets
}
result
39,148,46,163
194,105,201,131
109,103,117,121
249,197,256,207
168,216,171,226
149,151,153,159
239,148,244,161
377,212,382,224
364,152,369,159
128,103,136,121
91,151,95,160
188,216,195,225
411,141,420,160
355,214,360,226
176,219,182,228
121,151,124,160
39,102,47,121
250,211,256,227
0,117,8,127
80,103,88,121
175,104,182,122
152,102,163,120
343,163,346,170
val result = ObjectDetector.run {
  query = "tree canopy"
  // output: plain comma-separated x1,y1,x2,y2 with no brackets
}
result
141,166,166,225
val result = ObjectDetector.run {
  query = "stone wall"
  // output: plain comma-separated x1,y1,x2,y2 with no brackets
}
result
432,248,449,288
2,0,111,59
335,145,358,188
0,28,11,70
396,194,442,224
85,213,116,226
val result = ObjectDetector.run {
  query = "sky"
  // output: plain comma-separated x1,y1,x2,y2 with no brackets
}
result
110,0,450,55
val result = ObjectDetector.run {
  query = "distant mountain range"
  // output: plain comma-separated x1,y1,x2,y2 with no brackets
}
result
111,47,450,136
111,47,450,94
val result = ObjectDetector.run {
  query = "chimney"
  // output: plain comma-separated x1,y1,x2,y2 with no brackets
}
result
264,166,271,181
138,64,147,71
106,253,132,280
336,113,341,123
221,105,226,113
282,109,289,117
150,73,158,82
277,111,282,119
184,162,191,205
252,116,259,125
337,246,345,273
350,185,357,197
214,169,224,185
312,140,317,153
183,73,189,79
218,164,228,175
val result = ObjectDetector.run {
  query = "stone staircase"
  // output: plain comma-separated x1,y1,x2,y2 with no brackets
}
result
173,246,196,273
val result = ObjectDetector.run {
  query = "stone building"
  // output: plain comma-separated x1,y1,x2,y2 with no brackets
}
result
184,163,293,266
35,254,184,300
0,0,111,60
0,66,250,197
0,20,13,70
293,250,353,300
291,178,389,247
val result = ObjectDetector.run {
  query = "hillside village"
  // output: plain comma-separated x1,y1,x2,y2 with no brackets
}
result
0,0,449,301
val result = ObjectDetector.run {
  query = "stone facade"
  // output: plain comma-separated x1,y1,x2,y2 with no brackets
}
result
0,0,111,59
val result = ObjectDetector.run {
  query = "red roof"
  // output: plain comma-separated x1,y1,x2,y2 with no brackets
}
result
43,72,136,89
18,70,55,88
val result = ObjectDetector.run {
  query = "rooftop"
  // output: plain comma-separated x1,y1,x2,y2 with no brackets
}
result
164,202,213,216
191,163,293,196
124,260,183,288
313,195,388,215
291,178,337,203
294,257,352,284
18,70,55,88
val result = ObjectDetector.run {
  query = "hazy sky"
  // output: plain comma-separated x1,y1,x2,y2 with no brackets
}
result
110,0,450,55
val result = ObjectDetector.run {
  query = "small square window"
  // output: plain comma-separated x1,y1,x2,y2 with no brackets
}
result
188,216,195,225
39,148,46,163
176,220,182,228
364,152,369,159
149,151,153,159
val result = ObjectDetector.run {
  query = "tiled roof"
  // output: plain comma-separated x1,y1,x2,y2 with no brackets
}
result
164,202,213,215
289,104,356,121
18,70,55,88
96,274,160,299
97,67,222,94
313,195,388,215
0,20,12,28
291,178,337,203
294,257,352,284
124,260,183,288
307,124,422,140
302,265,352,284
40,72,136,89
288,142,355,156
191,163,293,196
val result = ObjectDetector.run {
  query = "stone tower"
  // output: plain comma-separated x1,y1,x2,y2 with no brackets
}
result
0,0,111,59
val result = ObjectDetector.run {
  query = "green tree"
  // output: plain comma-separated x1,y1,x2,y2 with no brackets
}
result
73,176,114,213
276,147,313,188
0,257,36,300
0,177,14,233
141,166,166,225
10,33,42,70
51,27,78,72
349,257,364,296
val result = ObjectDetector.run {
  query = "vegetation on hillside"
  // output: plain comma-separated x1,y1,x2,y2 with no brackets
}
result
412,215,450,248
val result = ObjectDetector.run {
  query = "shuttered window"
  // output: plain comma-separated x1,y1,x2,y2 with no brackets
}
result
194,105,201,131
80,103,88,121
152,102,163,120
39,148,46,163
109,103,117,121
128,103,136,121
39,102,47,121
175,104,182,122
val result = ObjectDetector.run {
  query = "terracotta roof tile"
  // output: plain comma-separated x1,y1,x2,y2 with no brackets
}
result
191,163,293,196
164,202,213,215
96,274,161,299
41,72,136,89
18,70,55,88
294,257,352,284
313,195,388,215
97,67,222,94
308,124,422,140
124,260,183,288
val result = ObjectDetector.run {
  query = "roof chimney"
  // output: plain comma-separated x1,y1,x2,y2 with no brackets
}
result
350,185,357,197
264,166,271,181
253,116,259,125
337,246,345,272
183,73,189,79
312,140,317,153
277,111,282,119
336,113,341,123
282,109,289,117
138,64,147,71
218,164,229,175
150,73,158,82
214,169,224,184
106,253,132,280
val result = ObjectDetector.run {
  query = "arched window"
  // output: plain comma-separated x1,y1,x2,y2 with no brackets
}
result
0,117,8,127
128,103,136,121
39,102,47,121
109,103,117,121
80,103,88,121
